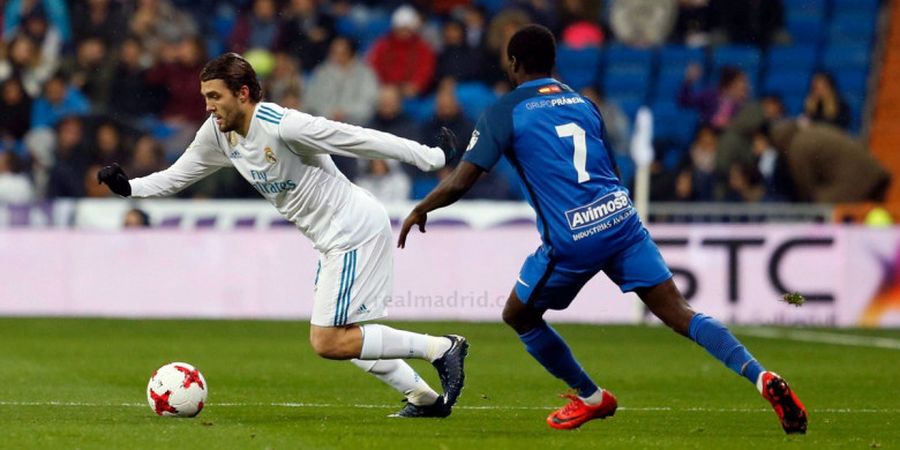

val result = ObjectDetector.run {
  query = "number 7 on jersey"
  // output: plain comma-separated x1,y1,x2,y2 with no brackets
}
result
555,123,590,183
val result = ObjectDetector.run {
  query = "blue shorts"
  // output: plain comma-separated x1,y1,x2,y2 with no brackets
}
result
514,233,673,310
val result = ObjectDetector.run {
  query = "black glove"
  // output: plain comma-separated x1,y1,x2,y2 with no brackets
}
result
438,126,460,164
97,163,132,197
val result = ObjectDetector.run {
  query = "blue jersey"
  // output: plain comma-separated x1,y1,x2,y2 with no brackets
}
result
463,78,644,269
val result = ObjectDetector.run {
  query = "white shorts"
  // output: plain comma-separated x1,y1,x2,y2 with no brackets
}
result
311,226,392,327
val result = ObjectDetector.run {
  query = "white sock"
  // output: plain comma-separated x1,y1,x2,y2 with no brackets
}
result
359,324,452,362
351,359,440,406
579,389,605,405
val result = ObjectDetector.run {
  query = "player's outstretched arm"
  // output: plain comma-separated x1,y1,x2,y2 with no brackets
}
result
279,111,449,172
398,161,483,248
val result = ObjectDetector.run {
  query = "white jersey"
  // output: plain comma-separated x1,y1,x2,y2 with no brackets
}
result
130,102,445,253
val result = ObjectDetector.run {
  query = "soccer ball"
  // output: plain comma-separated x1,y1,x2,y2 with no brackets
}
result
146,362,208,417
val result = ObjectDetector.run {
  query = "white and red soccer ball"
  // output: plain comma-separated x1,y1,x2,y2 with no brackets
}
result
147,362,208,417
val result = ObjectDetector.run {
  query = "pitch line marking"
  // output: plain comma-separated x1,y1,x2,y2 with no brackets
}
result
736,328,900,350
0,401,897,414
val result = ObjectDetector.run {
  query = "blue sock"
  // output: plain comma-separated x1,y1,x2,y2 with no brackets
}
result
518,322,599,398
688,313,765,384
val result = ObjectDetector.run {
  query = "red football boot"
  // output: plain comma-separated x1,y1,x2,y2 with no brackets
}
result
547,390,618,430
759,371,808,434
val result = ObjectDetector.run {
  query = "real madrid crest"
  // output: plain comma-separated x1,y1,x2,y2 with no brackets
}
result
265,147,277,164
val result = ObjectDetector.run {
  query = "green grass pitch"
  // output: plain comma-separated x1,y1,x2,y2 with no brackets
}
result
1,318,898,449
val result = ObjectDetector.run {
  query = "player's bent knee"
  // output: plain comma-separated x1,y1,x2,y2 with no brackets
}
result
309,328,345,359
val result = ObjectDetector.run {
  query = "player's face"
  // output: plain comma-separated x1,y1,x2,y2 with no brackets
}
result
200,79,244,132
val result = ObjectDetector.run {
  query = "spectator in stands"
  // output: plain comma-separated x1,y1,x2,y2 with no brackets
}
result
128,0,198,59
770,120,890,203
0,34,56,98
609,0,678,47
145,35,208,155
127,135,166,178
580,87,630,155
11,6,63,67
108,36,160,121
92,121,125,166
70,0,127,47
457,4,487,49
368,5,436,98
723,161,764,202
30,72,90,129
681,125,718,201
60,37,115,110
714,102,766,196
760,94,786,123
710,0,784,48
265,51,304,106
3,0,71,44
356,159,411,202
0,151,35,203
83,163,111,197
46,116,88,198
679,64,750,131
485,8,531,92
556,0,604,48
24,128,55,199
278,0,335,71
228,0,282,54
803,72,851,130
0,77,33,142
672,0,712,47
304,36,379,125
435,19,486,84
124,208,151,228
751,128,794,202
367,84,421,142
421,81,474,161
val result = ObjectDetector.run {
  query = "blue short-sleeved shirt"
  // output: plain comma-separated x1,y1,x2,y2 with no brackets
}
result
463,78,645,270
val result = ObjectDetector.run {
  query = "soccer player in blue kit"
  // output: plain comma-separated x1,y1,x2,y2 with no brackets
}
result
399,25,808,433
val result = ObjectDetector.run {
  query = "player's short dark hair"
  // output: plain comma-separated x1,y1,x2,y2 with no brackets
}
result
200,52,262,102
507,24,556,75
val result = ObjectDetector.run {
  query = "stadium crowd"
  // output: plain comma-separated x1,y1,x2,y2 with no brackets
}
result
0,0,887,205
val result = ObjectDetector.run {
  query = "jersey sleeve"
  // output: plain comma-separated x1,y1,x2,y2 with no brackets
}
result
129,118,232,198
462,104,513,171
277,109,446,172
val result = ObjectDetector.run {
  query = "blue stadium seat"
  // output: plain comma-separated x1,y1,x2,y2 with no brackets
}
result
475,0,506,14
609,95,644,119
653,73,686,102
782,94,805,116
358,16,392,52
828,13,878,46
831,0,881,15
821,43,871,71
832,69,868,96
766,45,818,72
603,71,650,100
844,95,865,132
402,97,435,123
556,45,602,91
651,101,699,149
761,70,811,98
658,45,706,77
712,45,762,73
786,17,825,46
455,82,497,122
783,0,826,21
605,44,654,71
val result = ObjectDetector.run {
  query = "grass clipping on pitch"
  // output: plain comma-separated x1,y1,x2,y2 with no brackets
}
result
782,292,806,307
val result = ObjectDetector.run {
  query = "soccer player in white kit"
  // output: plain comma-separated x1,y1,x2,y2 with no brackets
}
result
97,53,468,418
